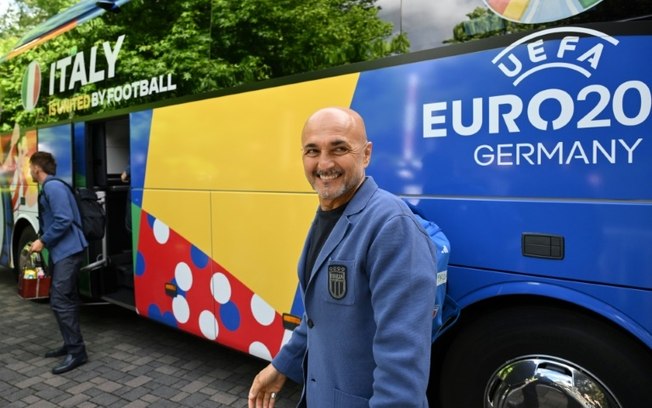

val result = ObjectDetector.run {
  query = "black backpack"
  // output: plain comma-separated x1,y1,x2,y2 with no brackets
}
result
41,178,106,241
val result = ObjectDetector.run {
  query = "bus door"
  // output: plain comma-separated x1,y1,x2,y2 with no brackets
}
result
86,116,134,309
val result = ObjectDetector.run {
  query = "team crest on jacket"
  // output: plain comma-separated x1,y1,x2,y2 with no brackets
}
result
328,265,347,299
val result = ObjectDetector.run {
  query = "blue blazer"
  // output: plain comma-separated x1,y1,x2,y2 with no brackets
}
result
39,176,88,264
273,177,437,408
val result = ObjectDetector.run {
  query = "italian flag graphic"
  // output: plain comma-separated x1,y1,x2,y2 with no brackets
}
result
21,61,41,112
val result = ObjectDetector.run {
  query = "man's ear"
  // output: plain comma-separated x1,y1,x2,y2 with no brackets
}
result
363,141,372,167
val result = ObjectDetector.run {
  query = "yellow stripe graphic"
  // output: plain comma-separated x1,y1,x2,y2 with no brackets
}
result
504,0,530,21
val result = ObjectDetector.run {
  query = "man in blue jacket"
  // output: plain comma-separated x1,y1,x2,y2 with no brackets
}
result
248,107,437,407
29,151,89,374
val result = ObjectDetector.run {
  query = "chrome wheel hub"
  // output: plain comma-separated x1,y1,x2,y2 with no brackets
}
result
484,355,622,408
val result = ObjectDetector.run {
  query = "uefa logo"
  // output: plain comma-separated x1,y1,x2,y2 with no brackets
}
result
21,60,42,112
491,27,619,87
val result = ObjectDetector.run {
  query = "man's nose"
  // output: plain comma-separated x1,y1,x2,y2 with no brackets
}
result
315,152,335,169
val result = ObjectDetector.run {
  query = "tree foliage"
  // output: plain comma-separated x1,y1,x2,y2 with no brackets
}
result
211,0,408,81
0,0,408,131
1,0,77,39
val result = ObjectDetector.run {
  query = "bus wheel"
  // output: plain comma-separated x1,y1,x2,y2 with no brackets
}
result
14,227,37,280
439,304,652,408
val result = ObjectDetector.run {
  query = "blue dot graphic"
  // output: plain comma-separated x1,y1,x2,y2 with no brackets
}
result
219,301,240,331
171,278,186,297
135,251,146,276
147,213,156,228
190,245,209,269
147,304,177,328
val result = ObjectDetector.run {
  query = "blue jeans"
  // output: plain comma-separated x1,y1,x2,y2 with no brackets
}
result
50,251,85,356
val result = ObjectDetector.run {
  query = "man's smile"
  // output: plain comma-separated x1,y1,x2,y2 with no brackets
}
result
316,171,341,181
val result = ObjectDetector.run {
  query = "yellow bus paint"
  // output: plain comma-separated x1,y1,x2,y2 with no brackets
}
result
141,190,213,257
211,191,316,314
145,74,360,192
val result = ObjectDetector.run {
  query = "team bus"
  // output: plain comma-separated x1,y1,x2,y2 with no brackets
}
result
1,0,651,406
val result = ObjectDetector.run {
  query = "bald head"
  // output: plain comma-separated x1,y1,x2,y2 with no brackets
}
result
301,107,372,210
301,107,368,146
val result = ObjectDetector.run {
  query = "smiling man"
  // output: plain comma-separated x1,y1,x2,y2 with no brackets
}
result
248,107,437,408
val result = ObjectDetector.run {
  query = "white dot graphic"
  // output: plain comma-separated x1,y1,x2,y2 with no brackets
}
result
153,219,170,244
199,310,219,340
249,341,272,361
251,294,276,326
281,329,294,347
172,295,190,324
175,262,193,292
210,273,231,304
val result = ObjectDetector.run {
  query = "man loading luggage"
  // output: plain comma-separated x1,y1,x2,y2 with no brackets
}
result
29,151,89,375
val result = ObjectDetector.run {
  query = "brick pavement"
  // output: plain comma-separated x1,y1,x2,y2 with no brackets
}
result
0,269,301,407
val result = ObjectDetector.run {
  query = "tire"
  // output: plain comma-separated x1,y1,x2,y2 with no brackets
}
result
439,304,652,408
14,226,38,279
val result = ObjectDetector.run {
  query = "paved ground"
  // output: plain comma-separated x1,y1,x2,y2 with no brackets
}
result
0,268,301,407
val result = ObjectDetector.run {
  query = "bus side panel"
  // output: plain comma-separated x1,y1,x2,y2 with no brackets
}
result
143,74,360,193
210,191,316,359
129,109,153,219
357,30,652,197
5,128,39,267
132,75,362,358
134,189,315,360
0,126,36,266
412,198,652,290
353,27,652,287
135,190,216,339
37,124,74,183
445,264,652,348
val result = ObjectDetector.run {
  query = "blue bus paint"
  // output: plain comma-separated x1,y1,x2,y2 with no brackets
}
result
354,25,652,358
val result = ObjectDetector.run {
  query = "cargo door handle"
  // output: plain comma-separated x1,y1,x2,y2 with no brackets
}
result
522,233,564,260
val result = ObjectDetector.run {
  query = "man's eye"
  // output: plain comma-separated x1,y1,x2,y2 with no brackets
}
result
304,149,319,157
332,147,349,155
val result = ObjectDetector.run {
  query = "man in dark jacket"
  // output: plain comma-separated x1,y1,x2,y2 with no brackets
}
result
29,151,89,374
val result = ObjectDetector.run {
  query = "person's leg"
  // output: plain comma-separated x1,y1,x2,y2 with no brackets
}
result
49,252,86,357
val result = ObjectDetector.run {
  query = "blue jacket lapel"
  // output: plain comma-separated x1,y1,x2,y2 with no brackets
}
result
303,177,378,289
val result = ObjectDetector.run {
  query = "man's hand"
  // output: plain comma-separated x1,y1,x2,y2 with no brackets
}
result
248,363,287,408
30,239,44,253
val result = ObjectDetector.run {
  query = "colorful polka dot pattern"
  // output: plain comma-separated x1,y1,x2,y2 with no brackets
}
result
135,211,286,360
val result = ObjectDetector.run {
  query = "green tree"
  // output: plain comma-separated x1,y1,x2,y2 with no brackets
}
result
0,0,408,132
0,0,76,40
211,0,408,81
